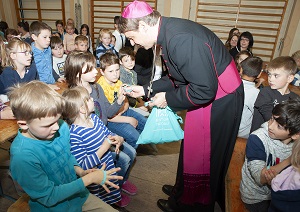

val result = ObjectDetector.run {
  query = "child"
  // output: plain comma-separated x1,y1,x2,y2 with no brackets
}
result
62,86,127,206
51,36,67,78
112,16,126,52
0,38,39,94
8,80,122,211
4,28,19,42
97,52,147,149
269,137,300,212
64,51,137,203
240,98,300,212
67,18,79,35
250,56,299,132
30,21,62,88
95,28,118,66
17,21,31,44
235,50,252,72
63,23,77,54
291,50,300,86
111,35,116,47
238,56,263,138
80,24,93,53
75,35,88,52
119,47,149,115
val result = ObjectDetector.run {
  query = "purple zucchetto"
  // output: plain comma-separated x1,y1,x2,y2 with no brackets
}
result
122,0,154,19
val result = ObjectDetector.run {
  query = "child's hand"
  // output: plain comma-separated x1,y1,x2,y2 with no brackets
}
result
108,135,124,154
48,84,60,90
124,116,138,128
117,86,126,105
264,168,277,185
97,163,123,193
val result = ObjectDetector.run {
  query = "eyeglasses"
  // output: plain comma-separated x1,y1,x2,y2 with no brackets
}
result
240,38,250,42
14,51,32,56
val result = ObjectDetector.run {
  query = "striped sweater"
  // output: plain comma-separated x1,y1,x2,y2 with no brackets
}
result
70,113,121,204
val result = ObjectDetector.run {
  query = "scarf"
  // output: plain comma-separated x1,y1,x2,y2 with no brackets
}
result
97,76,122,104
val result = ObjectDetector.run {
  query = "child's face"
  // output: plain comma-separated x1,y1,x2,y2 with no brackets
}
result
101,64,120,84
267,69,294,91
52,44,64,58
66,26,75,35
111,37,116,46
86,96,95,113
75,41,88,52
268,116,290,142
81,28,87,36
81,64,98,83
32,29,51,50
120,55,135,71
19,114,61,140
100,33,111,46
238,54,249,64
12,47,32,67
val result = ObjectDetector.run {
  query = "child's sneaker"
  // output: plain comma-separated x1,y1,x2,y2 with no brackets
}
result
121,180,137,195
116,193,131,208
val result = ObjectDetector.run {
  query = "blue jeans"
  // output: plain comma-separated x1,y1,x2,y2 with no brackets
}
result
111,142,136,187
107,108,147,149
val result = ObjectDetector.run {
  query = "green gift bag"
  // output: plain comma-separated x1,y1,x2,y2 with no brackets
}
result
137,106,184,144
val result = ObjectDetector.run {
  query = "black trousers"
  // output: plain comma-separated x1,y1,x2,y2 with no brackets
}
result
168,83,244,212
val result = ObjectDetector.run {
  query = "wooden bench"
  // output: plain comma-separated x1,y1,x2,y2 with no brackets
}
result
7,193,30,212
225,137,248,212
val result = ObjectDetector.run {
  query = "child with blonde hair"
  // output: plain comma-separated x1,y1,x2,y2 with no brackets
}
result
269,138,300,211
0,38,38,94
95,28,117,66
62,86,123,205
8,80,121,211
291,50,300,86
75,35,88,52
63,23,77,54
64,51,137,207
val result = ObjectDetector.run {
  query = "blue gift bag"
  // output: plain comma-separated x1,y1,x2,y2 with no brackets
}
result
137,106,184,144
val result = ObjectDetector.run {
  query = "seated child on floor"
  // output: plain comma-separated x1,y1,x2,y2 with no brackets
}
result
63,51,137,207
97,52,147,149
238,56,263,138
240,98,300,212
51,36,67,78
269,136,300,212
119,46,149,115
75,35,88,52
250,56,299,132
8,80,122,212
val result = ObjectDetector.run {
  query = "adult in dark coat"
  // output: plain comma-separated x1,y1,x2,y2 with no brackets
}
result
119,1,244,211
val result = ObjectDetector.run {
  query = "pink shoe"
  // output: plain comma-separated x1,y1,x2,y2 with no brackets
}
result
116,193,131,208
121,180,137,195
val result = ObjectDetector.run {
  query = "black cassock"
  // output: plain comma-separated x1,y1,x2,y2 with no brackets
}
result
143,17,244,211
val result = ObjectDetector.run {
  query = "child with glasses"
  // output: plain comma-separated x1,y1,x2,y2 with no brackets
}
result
0,38,39,95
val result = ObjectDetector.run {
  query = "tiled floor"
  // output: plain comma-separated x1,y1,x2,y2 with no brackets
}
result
0,141,222,212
